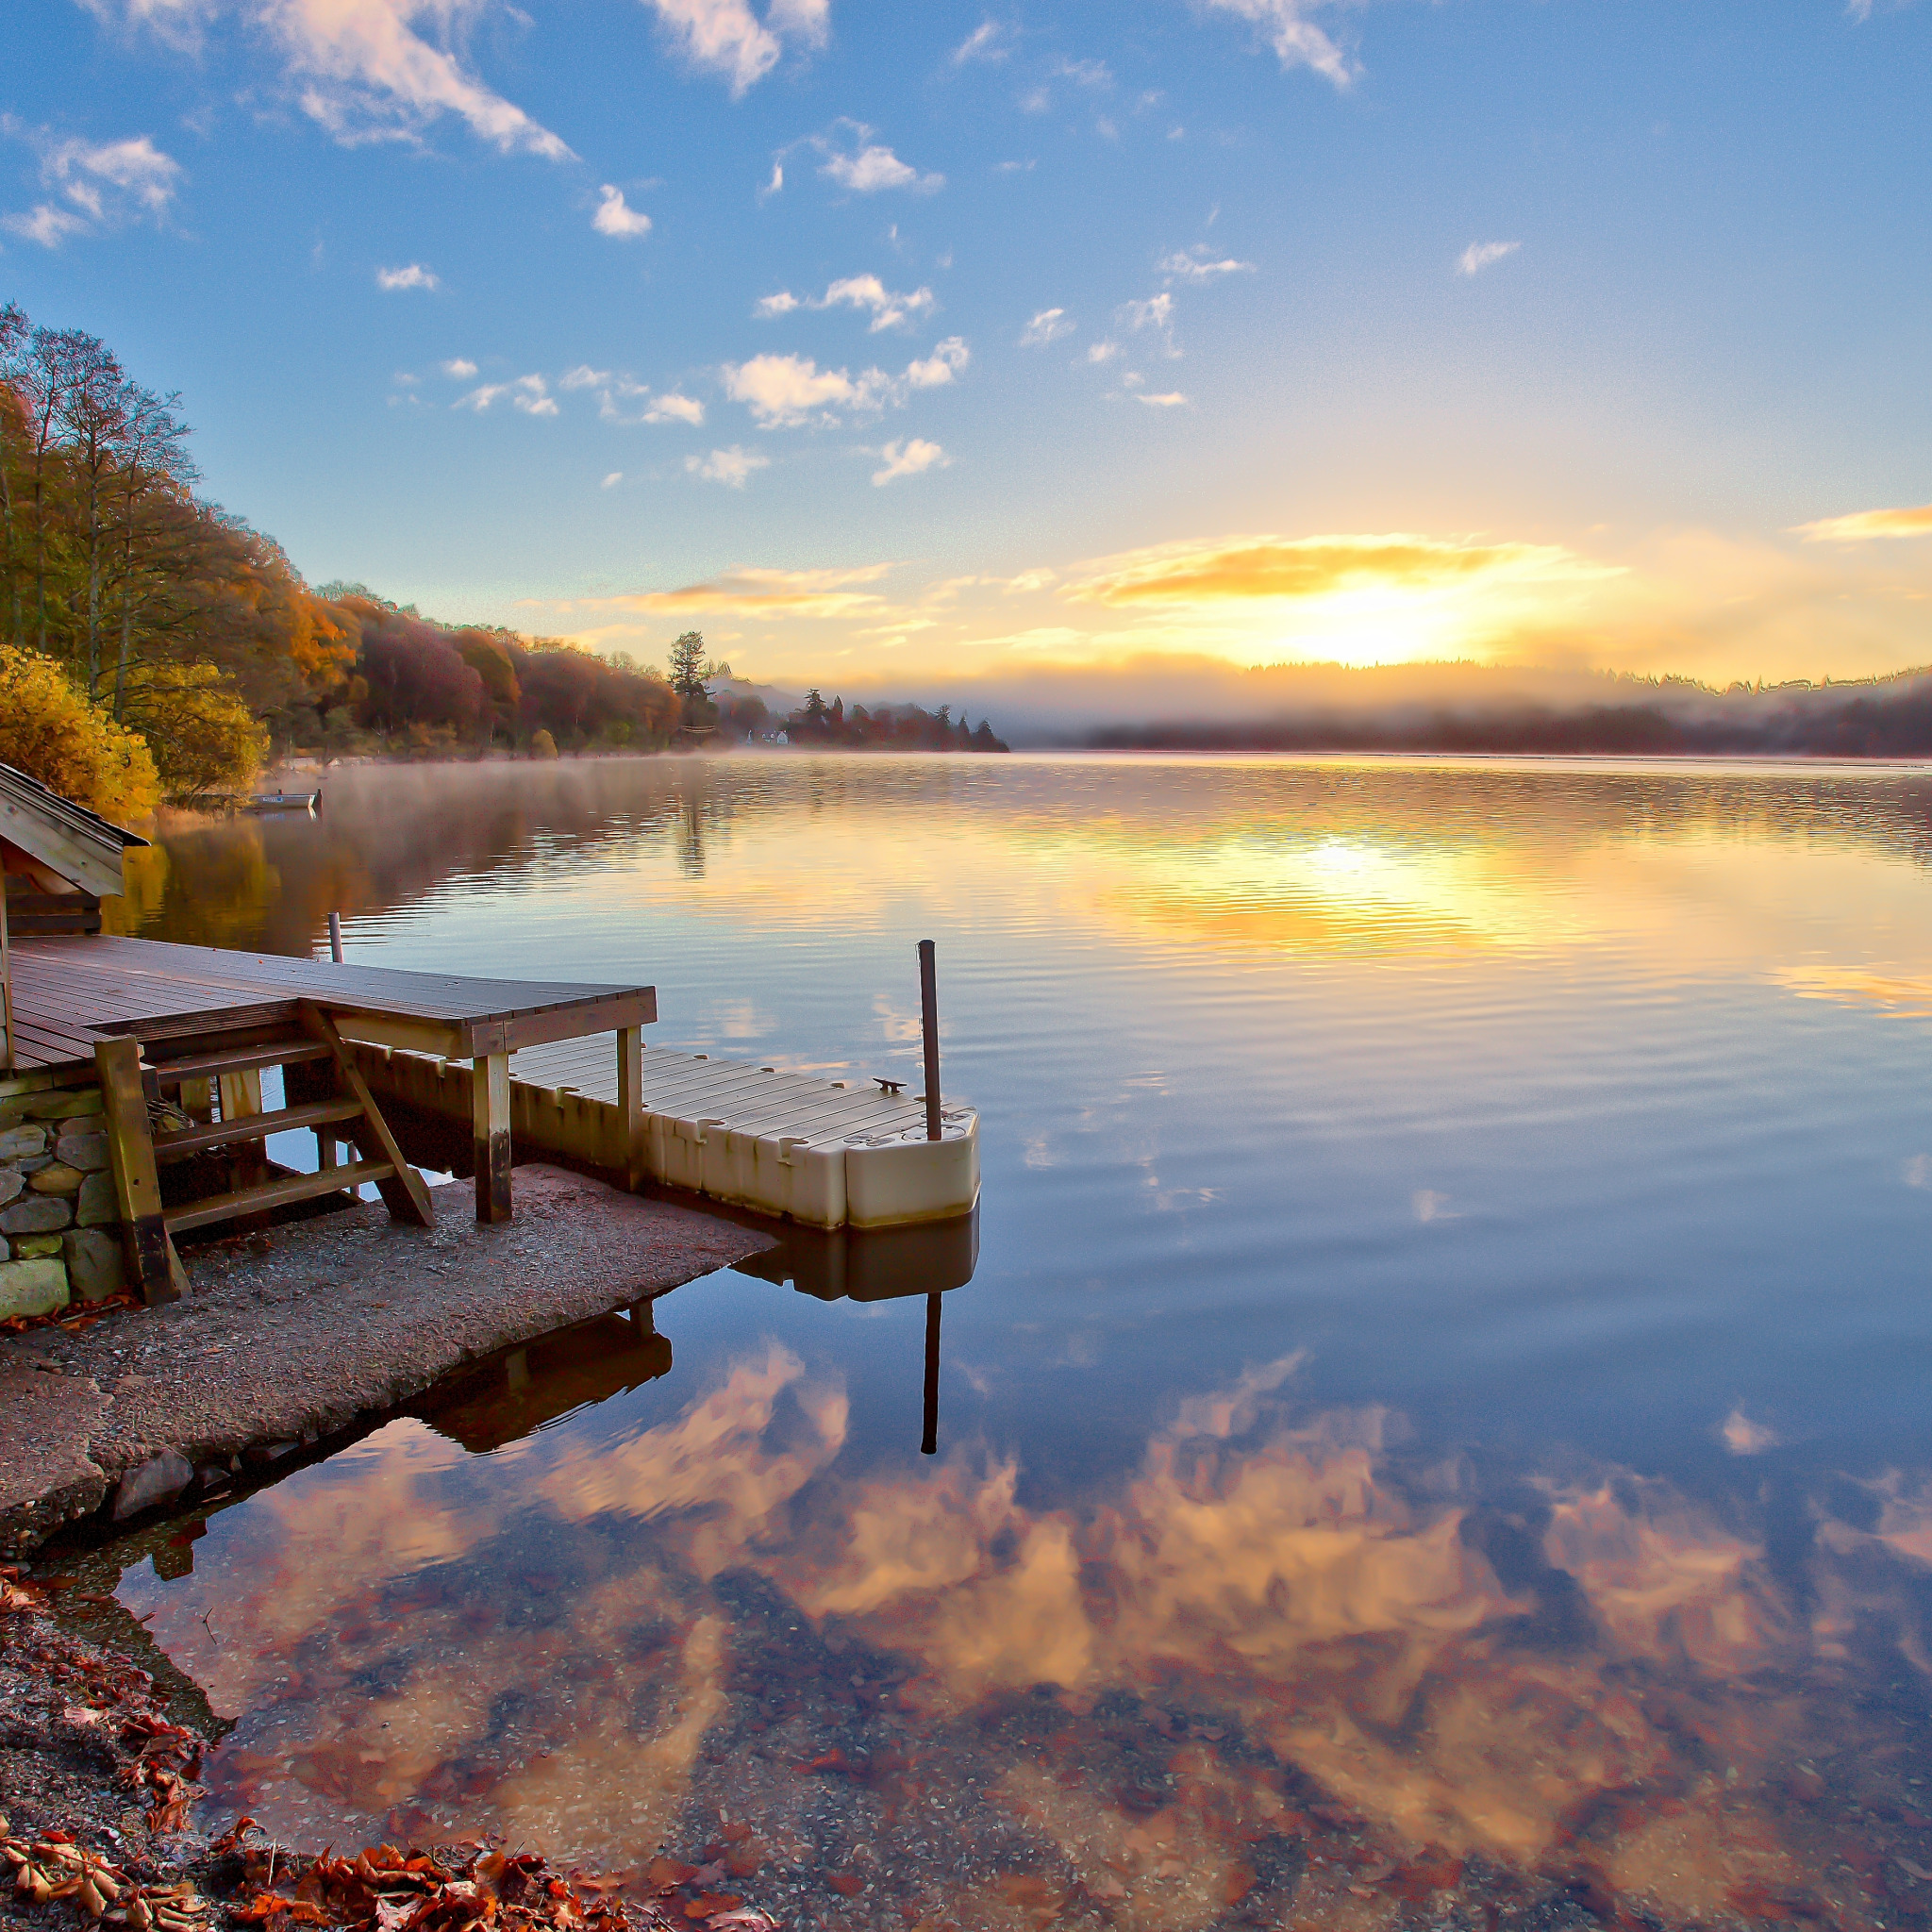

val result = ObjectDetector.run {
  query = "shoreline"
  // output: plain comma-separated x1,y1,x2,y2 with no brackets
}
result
0,1166,774,1563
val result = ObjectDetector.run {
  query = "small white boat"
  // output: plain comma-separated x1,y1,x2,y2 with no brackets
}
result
243,789,321,814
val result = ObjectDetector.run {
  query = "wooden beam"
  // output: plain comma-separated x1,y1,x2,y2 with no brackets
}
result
466,989,658,1057
93,1036,186,1305
617,1024,643,1190
473,1050,512,1223
332,1013,467,1058
297,1002,434,1228
0,882,11,1076
0,804,129,899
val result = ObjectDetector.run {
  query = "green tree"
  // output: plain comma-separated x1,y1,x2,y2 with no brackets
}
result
667,630,709,701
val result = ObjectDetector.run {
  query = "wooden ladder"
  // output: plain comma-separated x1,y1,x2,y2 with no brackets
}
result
95,1000,434,1305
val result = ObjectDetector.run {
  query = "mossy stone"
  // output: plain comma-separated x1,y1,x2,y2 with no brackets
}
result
0,1257,68,1320
25,1089,105,1121
76,1172,118,1228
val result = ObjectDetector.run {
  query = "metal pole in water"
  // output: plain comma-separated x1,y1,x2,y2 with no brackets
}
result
327,911,343,963
921,1291,942,1455
919,938,941,1141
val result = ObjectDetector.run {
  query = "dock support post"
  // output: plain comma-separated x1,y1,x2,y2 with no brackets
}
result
94,1037,186,1305
617,1024,643,1191
918,939,942,1141
921,1291,942,1455
472,1051,512,1223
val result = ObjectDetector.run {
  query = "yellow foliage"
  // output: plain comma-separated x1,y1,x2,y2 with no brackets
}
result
123,663,268,802
0,646,159,821
529,728,559,759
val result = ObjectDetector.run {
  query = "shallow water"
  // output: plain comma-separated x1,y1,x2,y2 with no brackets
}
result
56,754,1932,1927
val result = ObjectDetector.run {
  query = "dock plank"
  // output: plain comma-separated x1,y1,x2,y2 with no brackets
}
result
4,934,658,1074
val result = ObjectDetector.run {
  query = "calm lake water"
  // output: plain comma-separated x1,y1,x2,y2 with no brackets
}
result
55,754,1932,1928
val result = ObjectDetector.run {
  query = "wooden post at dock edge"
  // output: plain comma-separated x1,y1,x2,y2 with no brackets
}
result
93,1035,186,1305
617,1024,643,1191
472,1051,512,1223
918,939,942,1142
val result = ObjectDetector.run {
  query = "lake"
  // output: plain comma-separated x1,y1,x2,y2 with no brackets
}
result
55,753,1932,1929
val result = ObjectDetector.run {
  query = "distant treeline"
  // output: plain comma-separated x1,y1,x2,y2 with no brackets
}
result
781,690,1008,753
1080,667,1932,759
327,601,1009,756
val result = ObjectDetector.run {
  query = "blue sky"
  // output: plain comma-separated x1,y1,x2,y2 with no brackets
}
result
6,0,1931,695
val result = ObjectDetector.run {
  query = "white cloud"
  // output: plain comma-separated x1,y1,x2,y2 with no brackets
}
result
1087,339,1120,364
571,372,707,426
1120,291,1178,356
456,373,556,414
872,438,949,486
1052,55,1111,86
758,276,932,330
724,352,885,426
253,0,572,156
0,123,183,245
642,391,705,425
760,161,784,197
376,261,439,291
906,336,969,389
1457,239,1521,276
602,471,624,488
2,204,89,246
724,340,967,425
1193,0,1353,86
75,0,216,55
1721,1407,1778,1456
951,19,1008,63
642,0,826,95
767,0,829,42
441,357,478,377
1158,246,1255,281
1021,307,1074,346
592,183,653,237
1136,391,1188,407
817,275,936,331
687,444,769,487
812,122,943,193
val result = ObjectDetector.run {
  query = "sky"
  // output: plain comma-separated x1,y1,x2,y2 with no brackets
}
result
6,0,1932,706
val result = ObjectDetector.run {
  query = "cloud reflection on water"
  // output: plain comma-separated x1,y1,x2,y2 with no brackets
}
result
97,1345,1932,1927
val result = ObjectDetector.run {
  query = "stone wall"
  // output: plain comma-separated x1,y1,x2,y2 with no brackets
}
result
0,1079,124,1320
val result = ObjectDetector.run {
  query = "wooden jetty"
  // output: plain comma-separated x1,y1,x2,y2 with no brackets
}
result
364,1032,978,1231
1,763,978,1318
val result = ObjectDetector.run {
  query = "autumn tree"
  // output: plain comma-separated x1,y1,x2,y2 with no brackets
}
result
0,644,158,819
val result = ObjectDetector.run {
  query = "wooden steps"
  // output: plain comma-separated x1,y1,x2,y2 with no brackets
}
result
152,1098,364,1162
165,1158,400,1234
94,1001,435,1304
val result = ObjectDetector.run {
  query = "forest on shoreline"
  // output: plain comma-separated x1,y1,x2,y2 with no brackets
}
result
0,304,1006,818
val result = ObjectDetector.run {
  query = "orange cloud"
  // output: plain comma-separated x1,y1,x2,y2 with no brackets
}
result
1794,503,1932,542
1064,532,1616,606
555,564,896,619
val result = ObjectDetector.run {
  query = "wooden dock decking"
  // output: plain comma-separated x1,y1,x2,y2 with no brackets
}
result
4,934,977,1237
3,936,654,1072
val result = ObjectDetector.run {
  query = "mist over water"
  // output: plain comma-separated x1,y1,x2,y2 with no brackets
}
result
67,754,1932,1926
